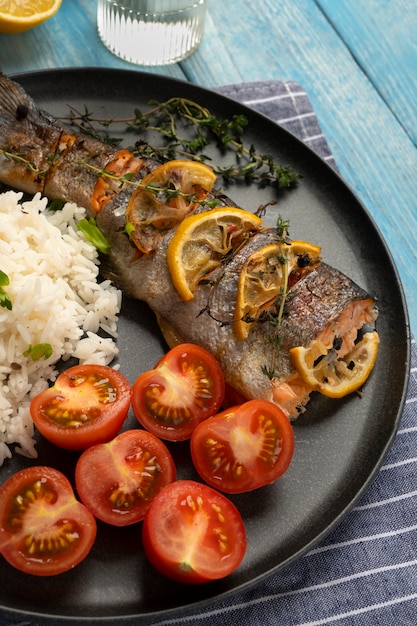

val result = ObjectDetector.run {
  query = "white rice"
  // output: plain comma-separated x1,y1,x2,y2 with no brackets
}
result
0,191,122,465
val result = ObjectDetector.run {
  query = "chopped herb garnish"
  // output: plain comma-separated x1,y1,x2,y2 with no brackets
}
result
23,343,53,361
77,217,111,254
123,221,136,239
48,199,66,211
0,270,12,310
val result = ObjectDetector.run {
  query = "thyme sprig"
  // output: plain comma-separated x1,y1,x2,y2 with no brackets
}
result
66,104,123,148
78,159,219,208
1,149,49,179
63,98,300,190
261,216,291,380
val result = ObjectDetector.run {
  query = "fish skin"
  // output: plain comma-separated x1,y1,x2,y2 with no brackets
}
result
0,72,378,417
279,263,376,351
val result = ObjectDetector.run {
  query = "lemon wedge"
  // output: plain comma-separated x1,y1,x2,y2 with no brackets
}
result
0,0,62,34
167,207,262,301
234,240,321,339
126,160,216,254
290,331,380,398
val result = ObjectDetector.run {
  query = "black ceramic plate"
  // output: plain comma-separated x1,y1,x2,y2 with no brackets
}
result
0,68,410,624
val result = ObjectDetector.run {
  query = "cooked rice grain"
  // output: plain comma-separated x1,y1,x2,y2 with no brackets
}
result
0,191,122,465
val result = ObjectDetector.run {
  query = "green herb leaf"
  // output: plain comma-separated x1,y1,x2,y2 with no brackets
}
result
0,269,9,287
48,199,66,211
0,270,12,310
23,343,53,361
77,217,111,254
276,216,290,238
123,221,136,239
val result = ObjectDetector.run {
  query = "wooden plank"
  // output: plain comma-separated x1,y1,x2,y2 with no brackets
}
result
316,0,417,145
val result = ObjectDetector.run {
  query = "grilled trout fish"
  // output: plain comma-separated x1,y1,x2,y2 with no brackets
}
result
0,72,378,418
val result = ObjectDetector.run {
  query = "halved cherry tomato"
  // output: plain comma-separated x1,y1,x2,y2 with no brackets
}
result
0,466,96,576
75,429,176,526
142,480,246,584
190,399,294,494
30,364,131,450
131,344,225,441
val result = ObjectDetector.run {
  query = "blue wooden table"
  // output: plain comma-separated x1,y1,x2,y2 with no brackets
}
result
1,0,416,336
1,3,417,625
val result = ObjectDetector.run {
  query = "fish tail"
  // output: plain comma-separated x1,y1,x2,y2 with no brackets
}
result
0,72,28,115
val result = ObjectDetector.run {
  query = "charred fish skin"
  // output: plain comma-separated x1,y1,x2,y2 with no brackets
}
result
279,263,377,353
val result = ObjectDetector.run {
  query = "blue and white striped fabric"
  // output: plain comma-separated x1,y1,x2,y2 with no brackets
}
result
218,80,338,170
152,81,416,626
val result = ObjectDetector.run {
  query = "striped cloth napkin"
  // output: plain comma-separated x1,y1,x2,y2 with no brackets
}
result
160,81,416,626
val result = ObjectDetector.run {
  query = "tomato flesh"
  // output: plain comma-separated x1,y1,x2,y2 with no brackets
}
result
30,364,131,450
190,399,294,493
0,466,96,576
132,344,225,441
75,429,176,526
142,480,246,583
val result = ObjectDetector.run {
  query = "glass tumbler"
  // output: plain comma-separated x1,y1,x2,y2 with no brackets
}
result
97,0,206,66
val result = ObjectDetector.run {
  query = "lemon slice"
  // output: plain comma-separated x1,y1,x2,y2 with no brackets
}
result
126,160,216,254
290,331,380,398
0,0,62,34
234,240,321,339
167,207,263,301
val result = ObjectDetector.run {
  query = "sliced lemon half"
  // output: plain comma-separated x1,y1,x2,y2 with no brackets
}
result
126,160,216,254
0,0,62,34
234,239,321,339
167,207,263,301
290,331,380,399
